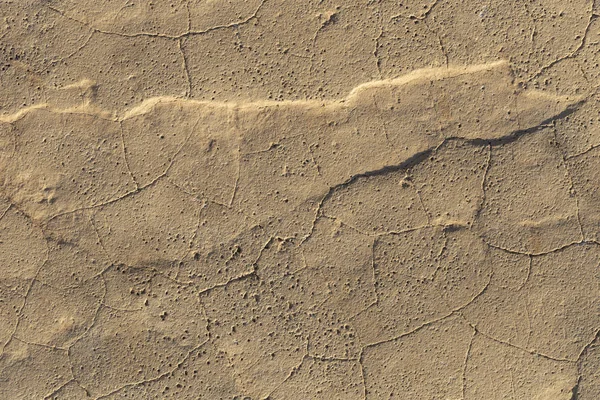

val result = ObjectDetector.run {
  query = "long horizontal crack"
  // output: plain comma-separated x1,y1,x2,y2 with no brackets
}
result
45,0,268,41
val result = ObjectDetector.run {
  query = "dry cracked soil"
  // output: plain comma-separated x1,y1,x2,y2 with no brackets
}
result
1,0,600,399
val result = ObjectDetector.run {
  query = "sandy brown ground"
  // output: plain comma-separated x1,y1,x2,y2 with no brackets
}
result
1,0,600,399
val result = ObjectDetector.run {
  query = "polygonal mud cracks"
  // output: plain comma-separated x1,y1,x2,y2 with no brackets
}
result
322,172,429,234
566,147,600,242
465,334,578,399
0,58,598,398
200,274,308,399
578,334,600,399
3,110,136,221
410,140,489,226
0,340,71,399
14,278,104,349
40,210,112,288
268,358,363,400
70,275,208,397
237,134,327,238
301,218,376,320
100,342,239,399
0,204,47,293
362,316,474,399
476,130,582,254
353,227,490,345
93,179,201,269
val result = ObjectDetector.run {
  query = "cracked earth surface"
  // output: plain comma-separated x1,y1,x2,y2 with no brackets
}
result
1,1,600,399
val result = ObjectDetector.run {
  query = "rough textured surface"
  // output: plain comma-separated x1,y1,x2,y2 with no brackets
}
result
1,1,599,399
